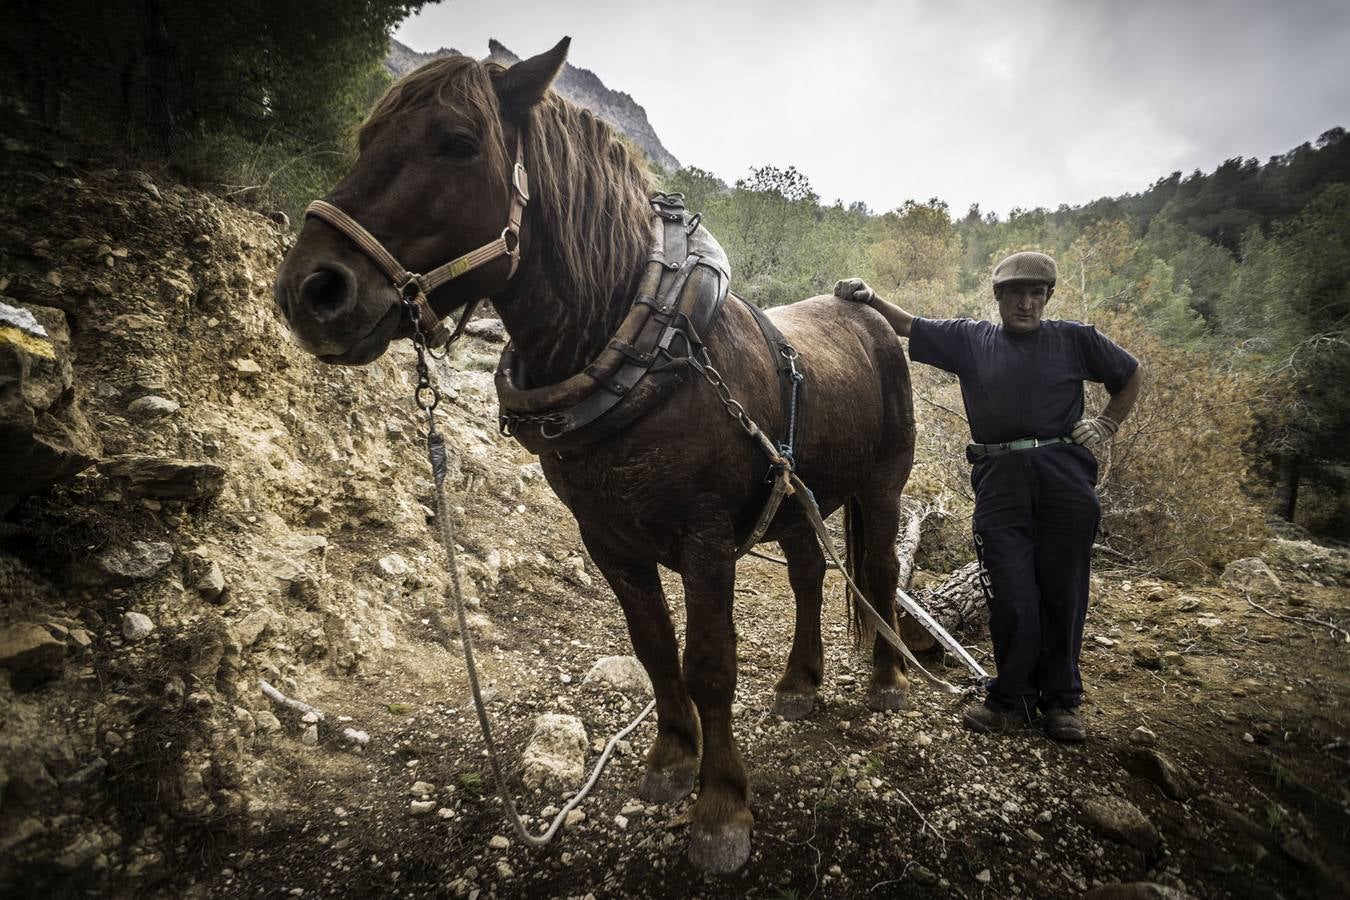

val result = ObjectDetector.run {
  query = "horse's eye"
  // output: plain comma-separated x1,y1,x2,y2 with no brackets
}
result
437,135,479,160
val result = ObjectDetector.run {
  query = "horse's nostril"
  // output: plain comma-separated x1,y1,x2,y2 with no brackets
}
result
299,266,352,319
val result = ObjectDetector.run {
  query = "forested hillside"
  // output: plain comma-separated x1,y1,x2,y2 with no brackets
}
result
665,130,1350,538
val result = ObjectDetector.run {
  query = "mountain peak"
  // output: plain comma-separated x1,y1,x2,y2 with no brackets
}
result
386,37,679,172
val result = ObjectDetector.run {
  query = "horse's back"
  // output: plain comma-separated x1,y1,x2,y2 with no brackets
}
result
766,295,915,492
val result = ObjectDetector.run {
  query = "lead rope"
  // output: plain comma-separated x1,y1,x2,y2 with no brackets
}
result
402,291,654,847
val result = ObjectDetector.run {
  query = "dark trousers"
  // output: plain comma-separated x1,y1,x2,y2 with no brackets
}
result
970,444,1100,713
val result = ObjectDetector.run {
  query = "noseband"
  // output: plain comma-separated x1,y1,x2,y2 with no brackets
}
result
304,142,530,348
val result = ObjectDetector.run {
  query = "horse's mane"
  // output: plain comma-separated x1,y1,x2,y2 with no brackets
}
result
361,55,652,348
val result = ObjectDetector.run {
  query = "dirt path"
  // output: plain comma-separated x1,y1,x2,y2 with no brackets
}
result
202,531,1349,900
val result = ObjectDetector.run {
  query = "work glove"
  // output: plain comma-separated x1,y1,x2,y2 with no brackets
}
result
834,277,877,304
1071,415,1119,447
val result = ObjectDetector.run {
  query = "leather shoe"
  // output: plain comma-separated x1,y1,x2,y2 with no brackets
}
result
1042,706,1086,742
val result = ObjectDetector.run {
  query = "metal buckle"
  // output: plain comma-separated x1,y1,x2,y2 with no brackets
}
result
501,226,520,256
512,162,530,202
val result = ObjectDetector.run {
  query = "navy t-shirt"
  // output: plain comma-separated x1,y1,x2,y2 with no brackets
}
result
909,317,1138,444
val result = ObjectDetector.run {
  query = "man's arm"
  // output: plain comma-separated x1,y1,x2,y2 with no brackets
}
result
1072,364,1144,446
834,278,914,337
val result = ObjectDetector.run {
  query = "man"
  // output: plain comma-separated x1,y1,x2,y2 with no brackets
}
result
835,251,1142,741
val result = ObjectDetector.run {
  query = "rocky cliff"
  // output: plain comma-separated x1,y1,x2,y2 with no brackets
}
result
386,37,681,173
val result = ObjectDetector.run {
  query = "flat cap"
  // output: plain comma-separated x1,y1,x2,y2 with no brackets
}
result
992,251,1057,286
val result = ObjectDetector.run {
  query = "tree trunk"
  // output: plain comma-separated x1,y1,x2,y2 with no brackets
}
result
1274,453,1301,522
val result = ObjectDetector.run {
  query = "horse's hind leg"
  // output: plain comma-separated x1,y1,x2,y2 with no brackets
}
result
771,527,826,720
854,490,911,712
586,546,700,804
681,550,752,874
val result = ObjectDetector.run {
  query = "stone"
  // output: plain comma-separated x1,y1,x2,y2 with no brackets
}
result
377,554,411,580
1131,645,1163,670
127,395,179,418
1124,749,1197,801
121,612,155,642
255,710,282,734
909,864,938,885
75,540,174,586
1084,884,1198,900
975,869,992,883
99,456,226,501
518,462,544,483
564,809,585,830
410,800,435,815
234,609,273,647
234,707,256,737
230,358,263,375
488,835,510,850
196,561,226,599
520,714,588,792
464,318,507,342
301,725,319,746
1175,595,1202,612
1129,726,1157,747
0,816,47,855
582,656,653,698
1221,558,1282,595
410,781,436,796
1081,795,1161,851
0,302,98,515
0,622,65,688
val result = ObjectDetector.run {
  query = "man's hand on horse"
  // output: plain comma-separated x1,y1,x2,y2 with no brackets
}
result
1071,415,1120,447
834,277,877,304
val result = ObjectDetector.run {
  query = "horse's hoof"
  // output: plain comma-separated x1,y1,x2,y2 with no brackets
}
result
771,691,815,720
688,821,752,874
866,686,908,712
639,765,697,804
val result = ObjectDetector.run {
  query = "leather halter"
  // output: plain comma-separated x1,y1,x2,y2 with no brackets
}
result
303,143,530,348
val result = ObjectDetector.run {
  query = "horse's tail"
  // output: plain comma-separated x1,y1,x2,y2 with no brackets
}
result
843,496,872,647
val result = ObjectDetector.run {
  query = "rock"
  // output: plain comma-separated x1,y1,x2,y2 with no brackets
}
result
410,781,436,796
488,835,510,850
1081,795,1161,851
301,724,319,746
975,869,992,883
1125,749,1196,801
409,800,435,815
121,612,155,642
464,318,507,342
0,302,99,515
1129,726,1157,747
564,809,585,830
75,540,174,586
1221,558,1282,595
0,622,65,688
126,395,179,419
377,554,411,580
255,710,282,734
0,816,47,855
520,714,588,792
230,358,263,375
1084,883,1198,900
518,462,544,482
196,560,226,599
582,656,653,698
234,707,256,737
909,864,938,885
1175,595,1202,612
99,456,226,501
1092,635,1117,648
1131,645,1163,670
234,608,273,647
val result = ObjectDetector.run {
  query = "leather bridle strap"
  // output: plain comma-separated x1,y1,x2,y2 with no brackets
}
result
303,142,530,348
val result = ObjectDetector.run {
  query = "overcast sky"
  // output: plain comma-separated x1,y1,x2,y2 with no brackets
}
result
394,1,1350,217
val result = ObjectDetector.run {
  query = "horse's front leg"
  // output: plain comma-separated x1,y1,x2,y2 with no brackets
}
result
584,542,701,804
680,547,752,874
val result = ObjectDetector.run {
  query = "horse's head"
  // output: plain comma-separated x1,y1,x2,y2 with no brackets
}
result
273,39,571,364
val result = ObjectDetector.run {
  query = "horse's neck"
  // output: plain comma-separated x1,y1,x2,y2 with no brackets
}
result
494,253,639,387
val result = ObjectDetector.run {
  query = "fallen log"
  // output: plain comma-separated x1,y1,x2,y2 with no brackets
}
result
904,561,989,651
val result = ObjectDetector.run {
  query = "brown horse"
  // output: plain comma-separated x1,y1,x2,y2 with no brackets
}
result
273,38,915,873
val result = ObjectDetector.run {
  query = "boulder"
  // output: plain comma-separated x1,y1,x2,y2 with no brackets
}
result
1125,749,1197,801
0,301,99,515
1081,795,1161,851
582,655,652,698
234,608,273,648
520,713,588,792
122,612,155,642
99,455,226,501
1221,558,1282,595
464,318,507,342
126,395,179,418
0,622,65,689
74,540,175,586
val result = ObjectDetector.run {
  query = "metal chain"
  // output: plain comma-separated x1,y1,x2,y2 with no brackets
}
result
402,287,654,847
687,347,787,465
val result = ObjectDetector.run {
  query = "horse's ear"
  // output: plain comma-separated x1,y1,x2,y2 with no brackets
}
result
494,37,571,115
